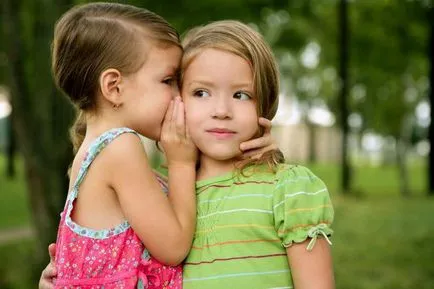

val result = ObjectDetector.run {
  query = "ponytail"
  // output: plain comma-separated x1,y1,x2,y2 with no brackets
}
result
70,110,86,154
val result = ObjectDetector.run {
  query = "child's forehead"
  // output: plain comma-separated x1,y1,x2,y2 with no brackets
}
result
145,44,182,68
182,53,254,88
184,48,251,71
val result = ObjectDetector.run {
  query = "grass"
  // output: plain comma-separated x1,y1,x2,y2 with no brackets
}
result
310,162,434,288
0,154,433,288
0,156,30,230
310,161,427,198
332,197,434,289
0,240,36,289
309,162,434,289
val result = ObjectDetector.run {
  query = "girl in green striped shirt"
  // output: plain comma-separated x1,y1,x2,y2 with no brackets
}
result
179,20,335,289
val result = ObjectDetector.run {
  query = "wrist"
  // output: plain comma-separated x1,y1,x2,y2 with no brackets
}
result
167,161,196,170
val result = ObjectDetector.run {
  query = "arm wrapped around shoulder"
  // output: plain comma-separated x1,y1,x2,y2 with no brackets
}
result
272,165,334,251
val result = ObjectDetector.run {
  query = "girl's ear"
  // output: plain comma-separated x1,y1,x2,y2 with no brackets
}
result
99,68,123,107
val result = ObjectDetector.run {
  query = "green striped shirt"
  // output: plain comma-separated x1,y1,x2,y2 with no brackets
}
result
183,164,334,289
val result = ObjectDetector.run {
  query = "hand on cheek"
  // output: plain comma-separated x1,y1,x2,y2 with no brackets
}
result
239,117,276,159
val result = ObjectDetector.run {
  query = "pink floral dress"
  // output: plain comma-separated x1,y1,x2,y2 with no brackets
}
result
54,127,183,289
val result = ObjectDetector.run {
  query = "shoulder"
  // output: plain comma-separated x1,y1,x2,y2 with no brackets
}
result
272,164,334,247
275,163,320,179
272,164,331,208
274,164,327,192
101,132,148,166
106,131,144,152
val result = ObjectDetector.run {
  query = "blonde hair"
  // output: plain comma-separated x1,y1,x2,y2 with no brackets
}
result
52,2,181,152
181,20,284,172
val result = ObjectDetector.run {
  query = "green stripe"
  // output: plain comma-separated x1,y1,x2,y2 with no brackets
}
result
184,164,334,289
184,269,290,282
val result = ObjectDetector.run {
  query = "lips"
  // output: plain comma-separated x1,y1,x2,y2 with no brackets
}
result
206,128,236,139
207,128,235,133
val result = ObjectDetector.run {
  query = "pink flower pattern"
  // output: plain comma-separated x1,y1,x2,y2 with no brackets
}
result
54,128,183,289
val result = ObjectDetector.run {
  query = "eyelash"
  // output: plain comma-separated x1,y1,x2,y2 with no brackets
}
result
163,75,179,85
234,91,251,100
163,78,173,85
193,89,210,97
192,90,252,100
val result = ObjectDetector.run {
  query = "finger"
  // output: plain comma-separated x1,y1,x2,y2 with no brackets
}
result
42,263,57,279
240,135,269,151
39,278,54,289
169,98,180,135
48,243,56,263
258,117,272,134
242,148,265,160
183,104,193,142
166,100,175,122
171,97,180,125
161,100,175,135
185,125,191,139
175,100,186,137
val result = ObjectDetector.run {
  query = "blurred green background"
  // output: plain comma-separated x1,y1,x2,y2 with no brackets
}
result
1,0,433,288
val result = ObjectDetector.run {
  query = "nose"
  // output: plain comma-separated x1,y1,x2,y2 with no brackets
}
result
212,95,232,119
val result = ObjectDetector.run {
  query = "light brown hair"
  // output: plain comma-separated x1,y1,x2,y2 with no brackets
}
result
52,2,181,152
181,20,284,172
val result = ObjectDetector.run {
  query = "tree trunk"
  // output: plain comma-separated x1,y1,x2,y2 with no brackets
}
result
396,137,410,197
6,111,16,178
338,0,351,194
2,0,74,276
428,6,434,196
307,121,317,164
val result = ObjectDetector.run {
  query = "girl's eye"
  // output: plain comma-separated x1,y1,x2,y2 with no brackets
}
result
234,91,251,100
163,78,174,85
193,90,210,98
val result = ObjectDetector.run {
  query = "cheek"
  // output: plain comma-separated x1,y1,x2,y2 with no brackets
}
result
185,110,201,129
184,100,200,123
158,87,172,109
242,107,260,137
185,106,204,141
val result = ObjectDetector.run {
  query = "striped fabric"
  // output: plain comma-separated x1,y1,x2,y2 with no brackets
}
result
183,164,334,289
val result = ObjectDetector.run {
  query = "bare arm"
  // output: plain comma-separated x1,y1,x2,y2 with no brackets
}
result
109,98,196,265
286,238,335,289
162,98,197,262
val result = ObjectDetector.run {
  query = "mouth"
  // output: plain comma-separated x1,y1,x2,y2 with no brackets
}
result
206,128,236,139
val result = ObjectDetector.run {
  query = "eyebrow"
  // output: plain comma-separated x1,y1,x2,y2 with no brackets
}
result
187,80,253,90
231,82,253,90
187,80,215,88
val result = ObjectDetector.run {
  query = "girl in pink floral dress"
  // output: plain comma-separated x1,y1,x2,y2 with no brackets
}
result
51,3,197,288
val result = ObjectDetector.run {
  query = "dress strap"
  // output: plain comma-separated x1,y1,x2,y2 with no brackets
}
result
70,127,140,198
62,127,142,238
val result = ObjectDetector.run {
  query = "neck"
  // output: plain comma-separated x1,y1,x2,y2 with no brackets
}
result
84,112,127,141
197,154,241,181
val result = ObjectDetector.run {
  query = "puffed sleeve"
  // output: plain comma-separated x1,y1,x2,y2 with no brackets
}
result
273,165,334,251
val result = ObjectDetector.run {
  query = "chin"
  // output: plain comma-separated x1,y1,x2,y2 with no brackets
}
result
202,149,241,162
